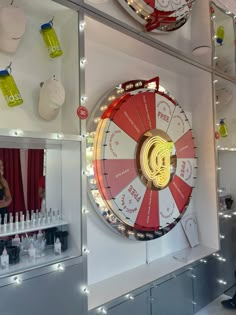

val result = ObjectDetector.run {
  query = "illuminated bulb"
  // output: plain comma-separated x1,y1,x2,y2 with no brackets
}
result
108,95,116,102
136,233,145,238
226,11,232,14
82,287,90,295
81,96,88,104
82,209,89,215
118,225,126,231
217,167,222,170
135,82,142,88
126,294,134,300
200,259,207,264
218,256,226,262
146,233,154,239
218,279,227,285
10,129,23,137
233,212,236,216
94,117,101,123
80,58,87,66
116,88,124,94
192,275,197,279
83,247,90,254
97,307,107,314
213,253,220,257
127,230,135,236
56,133,64,139
83,170,90,176
213,79,218,84
219,234,225,239
213,35,217,39
192,301,197,305
13,276,22,285
100,105,108,111
57,264,64,271
211,15,216,19
79,22,86,31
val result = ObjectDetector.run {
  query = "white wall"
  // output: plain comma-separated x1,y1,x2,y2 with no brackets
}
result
85,18,218,285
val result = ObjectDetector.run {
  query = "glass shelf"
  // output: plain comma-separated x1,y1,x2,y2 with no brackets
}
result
0,247,75,278
0,219,68,238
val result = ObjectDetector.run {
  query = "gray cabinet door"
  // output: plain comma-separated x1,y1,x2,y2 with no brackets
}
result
0,263,83,315
151,271,193,315
107,291,150,315
193,258,222,313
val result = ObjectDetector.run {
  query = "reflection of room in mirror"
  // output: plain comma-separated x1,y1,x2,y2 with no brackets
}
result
212,2,236,75
0,148,63,225
215,78,236,150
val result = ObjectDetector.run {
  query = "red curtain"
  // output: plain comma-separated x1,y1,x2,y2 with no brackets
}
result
27,149,44,210
0,149,26,215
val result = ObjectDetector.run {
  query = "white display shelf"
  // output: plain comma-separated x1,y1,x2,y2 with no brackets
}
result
0,247,75,278
0,219,68,238
88,245,216,310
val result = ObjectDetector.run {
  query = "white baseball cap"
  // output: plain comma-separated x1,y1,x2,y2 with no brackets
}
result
0,6,26,53
38,78,65,121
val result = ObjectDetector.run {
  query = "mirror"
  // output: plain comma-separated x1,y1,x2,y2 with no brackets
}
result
0,147,62,225
0,148,45,224
215,76,236,210
212,1,236,76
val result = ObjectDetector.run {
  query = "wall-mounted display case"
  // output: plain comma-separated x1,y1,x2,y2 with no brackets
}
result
0,0,84,295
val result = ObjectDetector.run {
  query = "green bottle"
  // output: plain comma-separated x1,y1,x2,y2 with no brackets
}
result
40,22,63,58
219,119,228,137
0,69,23,107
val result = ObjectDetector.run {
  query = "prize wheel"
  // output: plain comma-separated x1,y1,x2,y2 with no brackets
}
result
87,77,197,241
117,0,195,32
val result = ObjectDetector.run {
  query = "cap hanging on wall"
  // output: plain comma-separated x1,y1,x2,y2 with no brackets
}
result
191,0,211,56
0,5,26,53
38,77,65,121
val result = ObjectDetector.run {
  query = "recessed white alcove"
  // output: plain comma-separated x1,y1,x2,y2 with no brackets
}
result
85,16,219,309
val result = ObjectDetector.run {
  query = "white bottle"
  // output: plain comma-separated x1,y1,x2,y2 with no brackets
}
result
9,214,13,231
37,230,43,242
15,212,19,230
1,248,9,268
3,213,7,232
54,238,61,255
28,243,36,260
20,214,25,229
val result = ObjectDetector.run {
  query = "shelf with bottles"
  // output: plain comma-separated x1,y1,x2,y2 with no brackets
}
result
0,227,73,277
83,0,212,67
0,209,68,238
0,0,81,137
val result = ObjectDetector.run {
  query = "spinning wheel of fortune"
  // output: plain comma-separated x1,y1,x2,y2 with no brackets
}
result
87,77,197,241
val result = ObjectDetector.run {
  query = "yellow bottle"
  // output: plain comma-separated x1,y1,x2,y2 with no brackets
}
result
216,26,224,45
0,69,23,107
40,22,63,58
219,119,228,137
